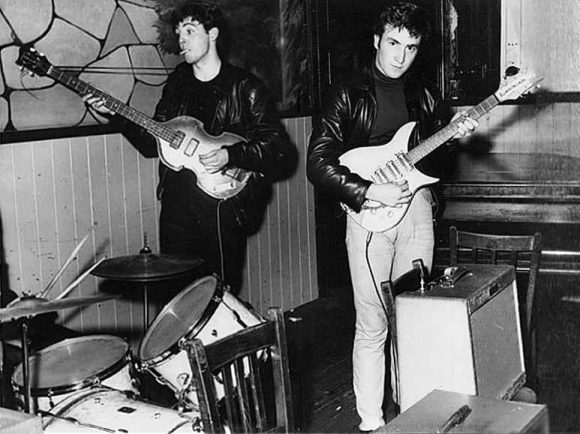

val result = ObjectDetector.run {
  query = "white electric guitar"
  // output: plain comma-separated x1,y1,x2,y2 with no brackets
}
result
339,70,543,232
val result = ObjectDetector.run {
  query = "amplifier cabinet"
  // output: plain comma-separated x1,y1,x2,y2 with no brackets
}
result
396,264,525,412
384,389,549,434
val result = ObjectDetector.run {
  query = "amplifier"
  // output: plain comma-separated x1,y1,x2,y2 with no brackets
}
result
384,389,549,434
396,264,525,412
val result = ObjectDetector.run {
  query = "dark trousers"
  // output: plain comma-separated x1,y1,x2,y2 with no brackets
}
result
159,195,247,295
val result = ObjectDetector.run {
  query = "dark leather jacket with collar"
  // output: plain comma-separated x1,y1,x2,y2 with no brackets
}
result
120,62,296,232
307,66,452,213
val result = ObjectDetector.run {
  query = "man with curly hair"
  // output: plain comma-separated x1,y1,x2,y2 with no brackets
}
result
85,2,296,294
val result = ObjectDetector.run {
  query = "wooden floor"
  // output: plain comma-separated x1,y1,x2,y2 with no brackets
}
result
287,294,580,433
286,295,398,433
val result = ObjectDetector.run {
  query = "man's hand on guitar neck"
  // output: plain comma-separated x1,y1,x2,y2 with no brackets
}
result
82,93,114,116
366,181,412,208
450,111,478,141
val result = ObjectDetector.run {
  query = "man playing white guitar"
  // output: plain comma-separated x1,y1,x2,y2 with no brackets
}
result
84,2,296,295
307,2,476,431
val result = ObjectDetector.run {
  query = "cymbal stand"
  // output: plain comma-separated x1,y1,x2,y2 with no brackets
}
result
17,317,32,413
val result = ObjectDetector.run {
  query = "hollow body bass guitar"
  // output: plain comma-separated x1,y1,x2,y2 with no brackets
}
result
16,46,250,200
339,70,543,232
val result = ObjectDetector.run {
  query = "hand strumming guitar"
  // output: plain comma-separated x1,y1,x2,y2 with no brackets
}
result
366,180,412,208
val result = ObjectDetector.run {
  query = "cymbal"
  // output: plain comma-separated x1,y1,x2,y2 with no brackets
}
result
0,294,120,323
91,246,203,282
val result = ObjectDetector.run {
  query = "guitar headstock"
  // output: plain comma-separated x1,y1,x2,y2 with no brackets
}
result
495,68,543,102
15,46,52,77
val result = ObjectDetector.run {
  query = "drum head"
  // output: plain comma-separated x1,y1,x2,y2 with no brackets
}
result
12,335,129,392
138,275,219,361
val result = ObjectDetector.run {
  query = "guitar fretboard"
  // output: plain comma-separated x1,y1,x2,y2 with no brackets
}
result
407,94,500,164
47,66,180,145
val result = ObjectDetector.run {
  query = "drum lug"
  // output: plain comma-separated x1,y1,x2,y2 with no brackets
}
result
47,389,55,408
192,416,204,432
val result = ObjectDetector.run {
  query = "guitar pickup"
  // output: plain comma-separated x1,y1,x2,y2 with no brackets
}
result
184,138,200,157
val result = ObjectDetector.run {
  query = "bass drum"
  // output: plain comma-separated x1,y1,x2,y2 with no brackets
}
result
42,387,200,433
138,275,264,410
12,335,137,413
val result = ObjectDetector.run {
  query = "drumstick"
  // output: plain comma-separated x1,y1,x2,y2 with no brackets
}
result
55,256,107,301
40,233,90,298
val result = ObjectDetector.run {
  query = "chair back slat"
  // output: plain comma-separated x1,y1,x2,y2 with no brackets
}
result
186,307,294,433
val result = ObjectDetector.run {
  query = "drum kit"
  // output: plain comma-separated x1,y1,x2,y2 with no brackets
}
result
1,240,264,433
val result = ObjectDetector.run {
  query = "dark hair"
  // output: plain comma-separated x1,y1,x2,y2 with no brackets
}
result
155,1,227,54
373,2,432,41
170,2,225,33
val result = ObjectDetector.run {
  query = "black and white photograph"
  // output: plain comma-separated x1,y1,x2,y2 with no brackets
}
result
1,0,578,432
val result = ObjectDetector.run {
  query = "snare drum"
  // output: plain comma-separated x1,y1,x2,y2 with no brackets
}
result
138,275,263,410
42,387,200,433
12,335,137,412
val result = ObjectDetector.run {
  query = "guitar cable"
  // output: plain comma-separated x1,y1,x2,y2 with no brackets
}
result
216,200,226,284
364,230,401,409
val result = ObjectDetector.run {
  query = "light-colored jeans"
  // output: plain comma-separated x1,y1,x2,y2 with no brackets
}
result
346,188,435,431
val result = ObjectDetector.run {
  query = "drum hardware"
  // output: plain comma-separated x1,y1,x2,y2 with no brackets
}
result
41,387,199,433
91,240,203,330
38,409,116,433
138,275,264,411
11,334,137,414
1,294,120,414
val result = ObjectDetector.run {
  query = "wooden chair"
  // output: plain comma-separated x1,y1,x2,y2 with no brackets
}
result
448,226,542,388
185,307,294,433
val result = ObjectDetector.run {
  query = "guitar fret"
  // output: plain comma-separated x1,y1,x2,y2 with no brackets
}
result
48,65,177,142
407,94,500,164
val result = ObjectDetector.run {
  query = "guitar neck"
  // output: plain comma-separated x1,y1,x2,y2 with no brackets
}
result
407,93,500,164
46,65,177,143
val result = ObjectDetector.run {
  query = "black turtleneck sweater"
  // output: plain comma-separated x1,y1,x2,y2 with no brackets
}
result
369,64,409,145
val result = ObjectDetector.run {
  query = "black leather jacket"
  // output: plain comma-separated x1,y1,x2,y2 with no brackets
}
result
120,62,296,232
307,67,451,213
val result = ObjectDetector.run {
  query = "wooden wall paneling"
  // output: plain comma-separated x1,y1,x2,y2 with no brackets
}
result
63,137,92,331
276,178,293,309
260,207,275,312
268,180,284,310
31,140,60,300
87,134,115,333
281,119,304,309
285,116,317,305
100,135,135,338
0,144,22,297
303,116,318,302
119,135,146,337
13,143,42,297
50,138,79,302
132,136,161,320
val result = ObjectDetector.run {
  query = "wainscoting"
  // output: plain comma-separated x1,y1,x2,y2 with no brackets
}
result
0,116,317,341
